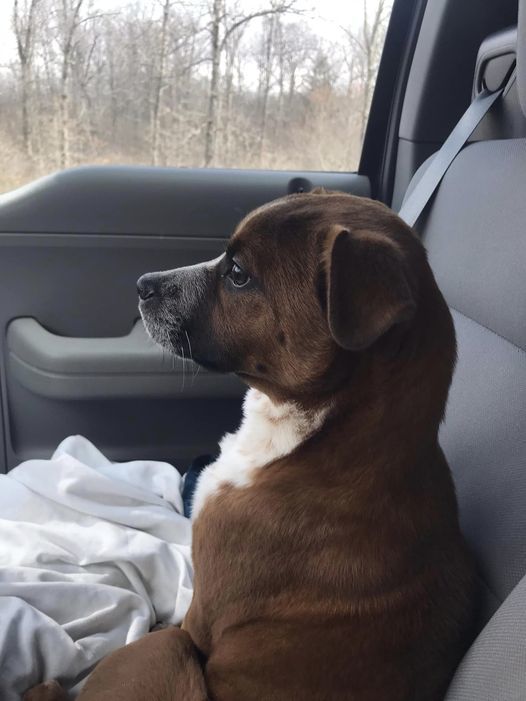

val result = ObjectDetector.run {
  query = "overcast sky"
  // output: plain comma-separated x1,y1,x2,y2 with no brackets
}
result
0,0,388,67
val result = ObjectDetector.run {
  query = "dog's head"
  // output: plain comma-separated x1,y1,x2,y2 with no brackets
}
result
138,192,446,402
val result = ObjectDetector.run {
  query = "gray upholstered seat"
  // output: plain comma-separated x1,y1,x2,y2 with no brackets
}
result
403,6,526,698
426,139,526,608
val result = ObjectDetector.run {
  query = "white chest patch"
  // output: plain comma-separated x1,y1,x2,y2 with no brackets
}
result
191,389,328,520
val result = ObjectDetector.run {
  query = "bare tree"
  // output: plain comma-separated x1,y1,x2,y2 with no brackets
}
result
221,23,246,164
345,0,390,142
55,0,87,168
12,0,42,157
256,13,277,165
204,0,297,167
204,0,223,167
150,0,171,165
274,21,316,121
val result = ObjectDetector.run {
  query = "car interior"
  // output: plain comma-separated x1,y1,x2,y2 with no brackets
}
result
0,0,525,696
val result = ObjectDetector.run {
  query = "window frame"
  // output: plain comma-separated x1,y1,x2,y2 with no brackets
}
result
358,0,429,204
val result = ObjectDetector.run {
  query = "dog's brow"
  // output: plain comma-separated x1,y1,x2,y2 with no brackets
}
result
226,241,242,259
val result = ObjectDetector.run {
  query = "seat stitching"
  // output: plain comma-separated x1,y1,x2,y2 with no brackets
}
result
448,305,526,356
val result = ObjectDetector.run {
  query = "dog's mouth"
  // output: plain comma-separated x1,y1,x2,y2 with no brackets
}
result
140,298,225,372
139,298,187,356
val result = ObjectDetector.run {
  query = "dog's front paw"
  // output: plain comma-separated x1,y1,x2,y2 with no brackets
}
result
23,680,68,701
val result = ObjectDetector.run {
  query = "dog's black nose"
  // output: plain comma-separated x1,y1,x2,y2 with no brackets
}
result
137,273,160,301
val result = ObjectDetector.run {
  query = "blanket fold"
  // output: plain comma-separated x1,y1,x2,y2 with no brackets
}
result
0,436,193,699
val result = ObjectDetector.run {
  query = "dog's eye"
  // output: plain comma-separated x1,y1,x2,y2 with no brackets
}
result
228,262,251,288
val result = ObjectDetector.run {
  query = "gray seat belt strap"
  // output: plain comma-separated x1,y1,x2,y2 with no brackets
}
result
398,88,503,227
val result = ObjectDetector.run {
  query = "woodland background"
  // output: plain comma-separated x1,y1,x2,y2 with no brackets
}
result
0,0,391,192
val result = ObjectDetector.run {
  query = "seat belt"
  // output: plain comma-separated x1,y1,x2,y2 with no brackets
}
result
398,87,504,228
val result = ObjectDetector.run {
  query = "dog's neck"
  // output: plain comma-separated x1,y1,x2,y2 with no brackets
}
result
191,306,453,521
191,389,330,520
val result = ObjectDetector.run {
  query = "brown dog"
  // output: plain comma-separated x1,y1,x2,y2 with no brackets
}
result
27,191,476,701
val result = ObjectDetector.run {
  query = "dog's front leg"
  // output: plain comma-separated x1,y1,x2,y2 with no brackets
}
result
78,626,208,701
24,627,208,701
23,680,68,701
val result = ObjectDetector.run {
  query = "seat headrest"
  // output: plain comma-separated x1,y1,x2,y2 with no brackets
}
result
473,26,517,99
519,0,526,116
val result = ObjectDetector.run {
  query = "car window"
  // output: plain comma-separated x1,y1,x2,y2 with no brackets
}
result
0,0,393,193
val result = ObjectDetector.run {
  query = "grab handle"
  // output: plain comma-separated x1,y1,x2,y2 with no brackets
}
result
6,318,243,400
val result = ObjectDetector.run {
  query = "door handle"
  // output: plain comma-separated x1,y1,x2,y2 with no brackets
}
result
6,318,244,400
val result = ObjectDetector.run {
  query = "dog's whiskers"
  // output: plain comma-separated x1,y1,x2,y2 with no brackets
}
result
184,330,198,385
180,344,186,391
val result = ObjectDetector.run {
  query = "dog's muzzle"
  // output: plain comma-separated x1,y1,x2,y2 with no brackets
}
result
136,262,214,356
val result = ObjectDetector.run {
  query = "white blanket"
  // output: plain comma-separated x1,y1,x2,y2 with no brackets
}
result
0,436,193,699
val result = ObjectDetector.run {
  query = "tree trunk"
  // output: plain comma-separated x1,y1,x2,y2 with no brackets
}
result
108,40,117,142
276,25,285,134
20,62,33,158
13,0,42,158
151,0,170,166
222,29,243,166
204,0,222,167
222,63,234,165
58,0,85,169
258,15,276,166
59,66,70,169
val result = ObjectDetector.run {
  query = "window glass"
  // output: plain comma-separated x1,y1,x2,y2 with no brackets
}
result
0,0,393,192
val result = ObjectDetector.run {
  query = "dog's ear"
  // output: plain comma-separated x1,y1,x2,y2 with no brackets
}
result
324,227,416,351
